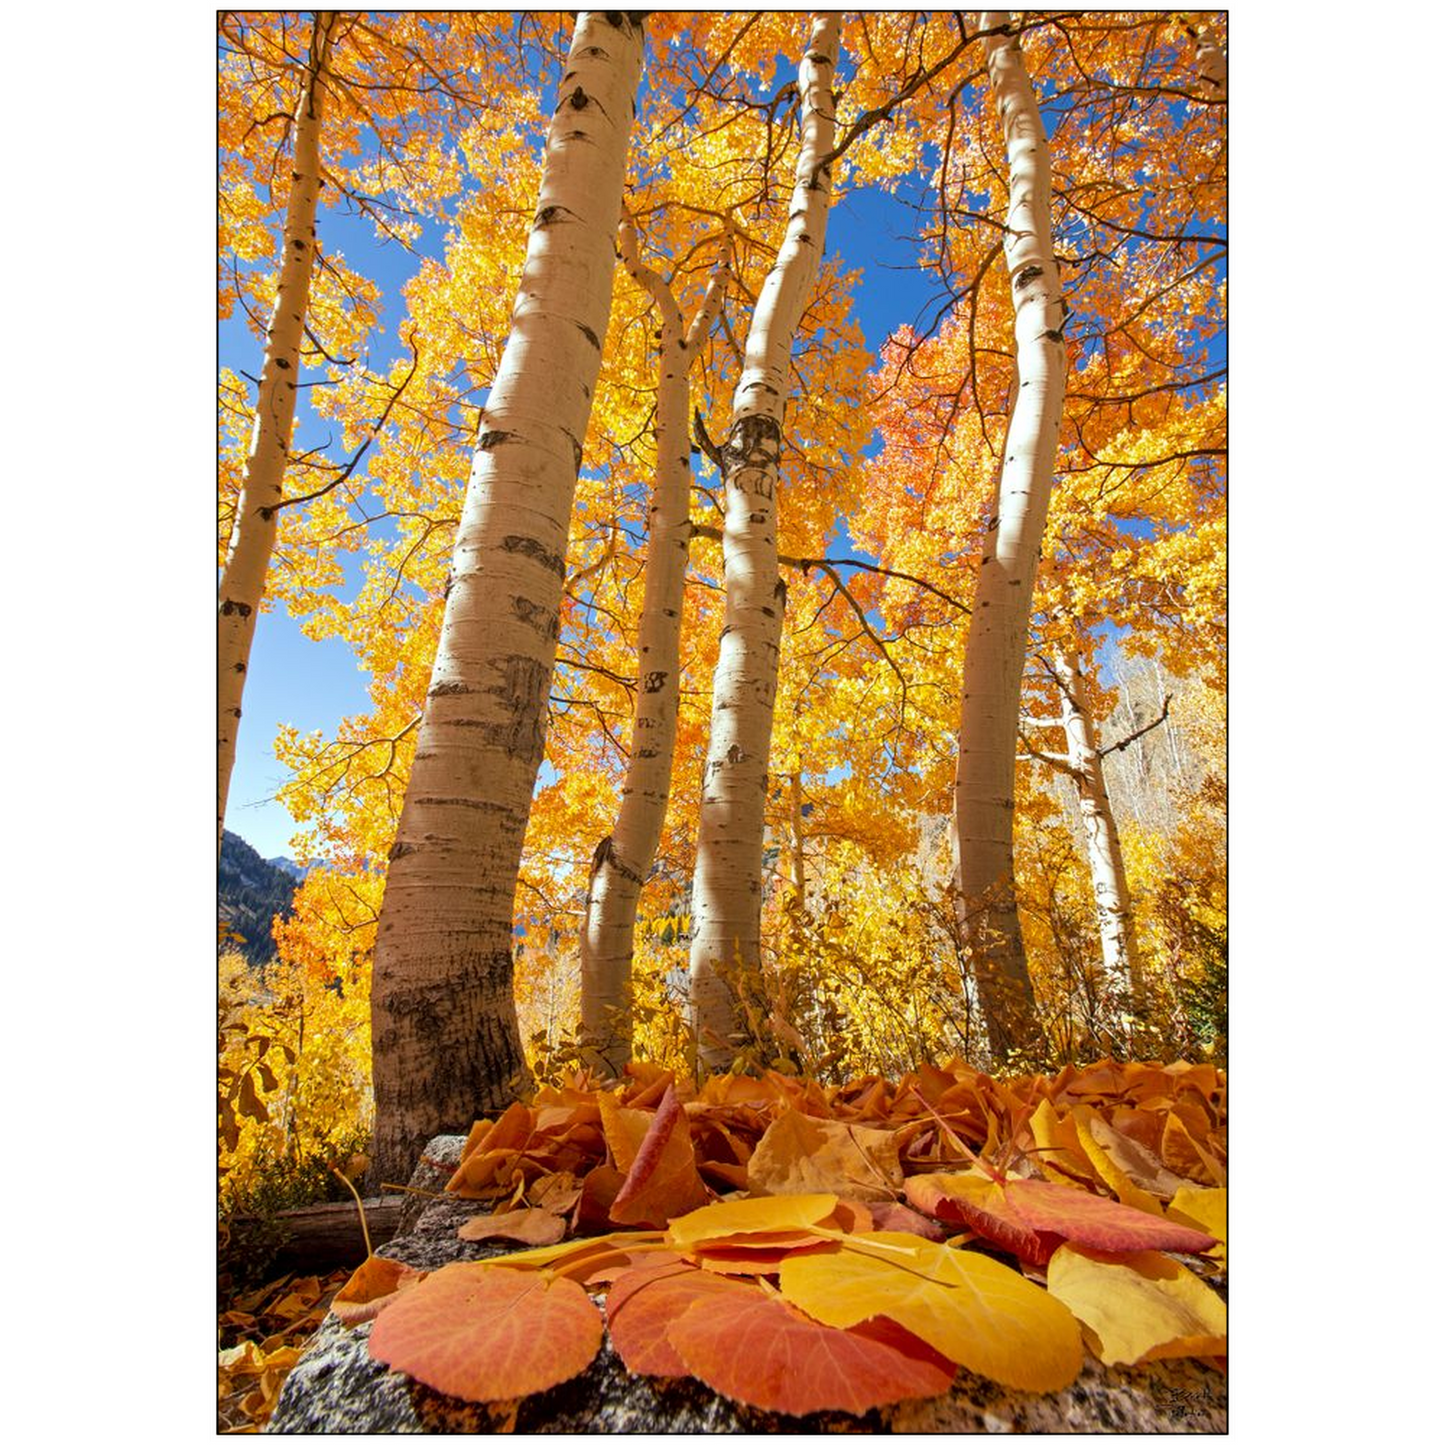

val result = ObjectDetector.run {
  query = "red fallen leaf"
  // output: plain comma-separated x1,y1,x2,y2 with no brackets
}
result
606,1258,748,1377
1005,1179,1218,1255
330,1257,426,1326
607,1085,709,1228
665,1281,957,1414
612,1082,682,1213
368,1261,602,1402
904,1174,1054,1267
691,1240,836,1275
865,1201,946,1241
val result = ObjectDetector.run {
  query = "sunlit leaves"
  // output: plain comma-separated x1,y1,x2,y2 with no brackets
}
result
368,1263,603,1402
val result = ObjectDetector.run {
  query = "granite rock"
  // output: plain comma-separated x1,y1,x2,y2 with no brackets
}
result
266,1136,1227,1434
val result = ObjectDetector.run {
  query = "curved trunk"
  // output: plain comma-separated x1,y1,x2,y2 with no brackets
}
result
1052,648,1144,1008
579,229,726,1076
688,14,840,1073
217,11,336,856
952,12,1067,1064
369,13,645,1185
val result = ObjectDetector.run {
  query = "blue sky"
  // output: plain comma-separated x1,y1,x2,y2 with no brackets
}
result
220,38,1223,862
221,164,944,860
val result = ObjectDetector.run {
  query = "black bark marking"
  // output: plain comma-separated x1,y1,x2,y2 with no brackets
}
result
220,599,253,618
274,358,291,370
774,578,787,602
478,429,516,450
565,86,588,111
388,840,416,861
1014,264,1045,290
501,534,566,578
575,321,601,350
726,744,744,764
233,661,246,673
511,594,557,637
643,670,667,693
429,681,471,697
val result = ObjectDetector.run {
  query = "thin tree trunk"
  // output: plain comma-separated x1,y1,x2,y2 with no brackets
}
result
788,769,806,912
1051,647,1145,1008
217,11,336,857
368,14,645,1186
579,226,727,1077
952,11,1066,1064
688,14,841,1073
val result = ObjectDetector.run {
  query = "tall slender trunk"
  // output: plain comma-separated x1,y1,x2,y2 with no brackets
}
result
217,11,336,857
787,768,807,912
952,12,1066,1064
1051,648,1144,1008
688,14,841,1073
368,14,645,1185
578,227,727,1077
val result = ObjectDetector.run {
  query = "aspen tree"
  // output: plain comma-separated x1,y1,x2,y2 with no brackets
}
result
952,12,1066,1062
688,14,840,1071
578,223,727,1077
217,11,336,856
1049,648,1144,1007
368,13,645,1184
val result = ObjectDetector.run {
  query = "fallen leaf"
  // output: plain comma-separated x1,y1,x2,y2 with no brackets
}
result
606,1257,749,1376
780,1231,1082,1393
748,1107,903,1202
1006,1179,1218,1255
904,1172,1053,1266
330,1257,427,1327
1165,1186,1227,1269
457,1207,567,1247
1046,1244,1227,1365
666,1281,957,1415
609,1082,710,1226
368,1261,602,1402
665,1192,838,1250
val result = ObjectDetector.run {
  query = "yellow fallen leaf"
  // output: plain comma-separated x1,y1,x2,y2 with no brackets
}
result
779,1231,1082,1393
747,1108,903,1202
666,1193,838,1250
1046,1244,1227,1366
1071,1106,1174,1214
1028,1099,1102,1188
1165,1186,1227,1270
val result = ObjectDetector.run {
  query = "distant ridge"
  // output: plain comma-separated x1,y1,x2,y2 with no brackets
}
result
220,830,303,965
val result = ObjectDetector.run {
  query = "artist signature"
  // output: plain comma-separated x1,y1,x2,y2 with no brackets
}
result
1158,1384,1216,1422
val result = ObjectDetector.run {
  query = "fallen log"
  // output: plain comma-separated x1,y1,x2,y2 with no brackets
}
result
229,1198,404,1273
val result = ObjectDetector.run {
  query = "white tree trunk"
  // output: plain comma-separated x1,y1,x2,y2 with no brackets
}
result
1051,648,1144,1007
217,11,336,856
952,11,1067,1063
688,14,841,1072
369,14,645,1185
579,227,726,1077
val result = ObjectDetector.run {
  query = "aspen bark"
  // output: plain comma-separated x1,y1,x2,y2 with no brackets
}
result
217,11,336,857
368,14,645,1185
578,227,726,1077
688,14,840,1071
952,12,1066,1063
1052,648,1144,1007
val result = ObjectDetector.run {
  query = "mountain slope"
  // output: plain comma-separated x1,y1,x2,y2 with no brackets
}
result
220,830,301,965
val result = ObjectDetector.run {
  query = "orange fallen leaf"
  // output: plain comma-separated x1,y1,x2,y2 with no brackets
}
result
748,1107,903,1202
609,1082,710,1226
457,1207,568,1247
368,1261,602,1402
665,1281,957,1415
1006,1179,1218,1255
330,1256,427,1327
606,1257,749,1376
